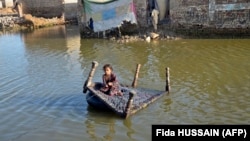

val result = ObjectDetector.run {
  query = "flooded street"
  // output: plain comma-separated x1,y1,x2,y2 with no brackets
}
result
0,25,249,141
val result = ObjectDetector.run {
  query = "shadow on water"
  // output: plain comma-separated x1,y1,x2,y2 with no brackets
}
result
86,104,119,119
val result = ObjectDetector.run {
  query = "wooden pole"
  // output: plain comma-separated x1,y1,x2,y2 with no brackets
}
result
166,67,170,93
123,90,136,118
83,61,99,93
131,64,141,88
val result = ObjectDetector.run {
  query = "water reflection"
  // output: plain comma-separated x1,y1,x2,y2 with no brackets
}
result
85,120,115,141
85,107,116,141
123,118,136,140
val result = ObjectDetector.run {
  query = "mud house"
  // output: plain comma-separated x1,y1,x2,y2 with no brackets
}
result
17,0,78,21
77,0,250,37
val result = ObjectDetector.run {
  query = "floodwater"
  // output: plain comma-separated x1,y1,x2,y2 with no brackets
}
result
0,25,249,141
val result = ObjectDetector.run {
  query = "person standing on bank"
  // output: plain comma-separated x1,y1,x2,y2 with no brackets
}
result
12,0,23,17
89,17,94,31
151,8,159,31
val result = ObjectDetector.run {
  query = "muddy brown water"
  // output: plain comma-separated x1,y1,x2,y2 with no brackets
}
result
0,25,249,141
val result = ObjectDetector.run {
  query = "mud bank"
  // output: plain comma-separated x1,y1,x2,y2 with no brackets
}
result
0,8,77,32
79,22,250,43
79,23,183,43
108,32,182,44
0,14,67,31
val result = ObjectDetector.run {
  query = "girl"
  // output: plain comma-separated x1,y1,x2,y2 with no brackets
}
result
100,64,123,96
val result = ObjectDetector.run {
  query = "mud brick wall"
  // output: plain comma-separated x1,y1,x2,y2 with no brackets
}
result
20,0,63,18
134,0,147,27
213,0,250,28
170,0,250,28
214,9,250,28
170,0,210,28
64,0,78,21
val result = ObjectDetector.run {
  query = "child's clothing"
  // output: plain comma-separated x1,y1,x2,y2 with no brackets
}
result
100,73,122,96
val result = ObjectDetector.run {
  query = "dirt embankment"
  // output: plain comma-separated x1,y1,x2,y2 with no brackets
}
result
22,14,65,29
0,8,66,30
0,8,16,15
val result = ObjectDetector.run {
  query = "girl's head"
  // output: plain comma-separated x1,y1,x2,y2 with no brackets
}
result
103,64,113,75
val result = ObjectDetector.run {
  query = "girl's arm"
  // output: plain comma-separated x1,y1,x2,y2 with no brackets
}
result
102,75,108,87
108,73,117,86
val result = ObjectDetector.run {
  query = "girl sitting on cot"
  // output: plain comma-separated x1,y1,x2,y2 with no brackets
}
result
100,64,123,96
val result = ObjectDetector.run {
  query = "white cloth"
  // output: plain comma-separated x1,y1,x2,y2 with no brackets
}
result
151,9,159,30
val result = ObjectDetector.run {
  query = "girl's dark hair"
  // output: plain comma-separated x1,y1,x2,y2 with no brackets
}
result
103,64,113,71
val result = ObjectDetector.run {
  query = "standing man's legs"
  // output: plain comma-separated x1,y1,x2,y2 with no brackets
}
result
153,17,158,31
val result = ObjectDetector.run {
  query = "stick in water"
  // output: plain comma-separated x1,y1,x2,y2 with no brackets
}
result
132,64,141,88
83,61,99,93
166,67,170,93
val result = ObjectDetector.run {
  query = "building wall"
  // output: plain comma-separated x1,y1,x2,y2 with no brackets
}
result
210,0,250,28
64,0,78,21
20,0,63,18
20,0,77,20
170,0,250,28
134,0,148,27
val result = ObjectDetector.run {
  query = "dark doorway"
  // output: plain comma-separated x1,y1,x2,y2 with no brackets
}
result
166,0,170,19
146,0,170,25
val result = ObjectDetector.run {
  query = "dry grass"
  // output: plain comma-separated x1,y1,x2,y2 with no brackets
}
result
23,14,65,28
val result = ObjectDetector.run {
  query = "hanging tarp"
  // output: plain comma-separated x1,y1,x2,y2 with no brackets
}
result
84,0,137,32
87,0,116,4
